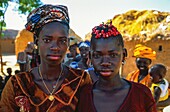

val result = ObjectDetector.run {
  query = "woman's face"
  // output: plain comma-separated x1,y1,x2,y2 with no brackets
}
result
69,44,77,57
136,58,151,71
38,22,69,65
25,43,34,54
90,37,123,79
79,46,90,59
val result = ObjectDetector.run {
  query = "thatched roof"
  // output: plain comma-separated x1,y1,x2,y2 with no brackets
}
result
2,29,19,39
85,10,170,42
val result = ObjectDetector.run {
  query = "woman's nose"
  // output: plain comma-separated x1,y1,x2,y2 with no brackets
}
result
50,42,59,51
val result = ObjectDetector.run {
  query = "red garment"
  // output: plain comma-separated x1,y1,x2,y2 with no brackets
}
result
76,81,157,112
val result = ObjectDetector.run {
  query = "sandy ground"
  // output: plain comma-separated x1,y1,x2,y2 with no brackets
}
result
0,54,19,78
162,106,170,112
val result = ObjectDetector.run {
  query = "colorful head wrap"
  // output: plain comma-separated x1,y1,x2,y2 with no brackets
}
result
78,41,90,48
25,4,70,35
133,44,156,60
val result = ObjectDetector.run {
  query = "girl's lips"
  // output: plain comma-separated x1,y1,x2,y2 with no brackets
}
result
47,55,61,60
100,71,112,77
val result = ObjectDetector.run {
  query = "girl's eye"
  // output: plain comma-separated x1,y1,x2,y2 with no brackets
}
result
110,53,118,58
42,38,51,43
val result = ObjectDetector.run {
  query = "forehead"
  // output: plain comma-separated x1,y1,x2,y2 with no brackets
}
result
69,44,77,49
151,66,162,71
91,37,121,51
79,46,90,49
39,22,68,37
26,44,34,48
136,58,150,62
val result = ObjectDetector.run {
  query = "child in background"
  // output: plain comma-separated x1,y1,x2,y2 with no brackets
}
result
4,67,12,84
76,40,91,69
149,64,169,104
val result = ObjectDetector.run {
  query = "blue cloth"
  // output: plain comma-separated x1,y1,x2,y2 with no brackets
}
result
69,61,78,69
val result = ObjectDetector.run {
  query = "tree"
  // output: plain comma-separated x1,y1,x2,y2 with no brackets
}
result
0,0,42,74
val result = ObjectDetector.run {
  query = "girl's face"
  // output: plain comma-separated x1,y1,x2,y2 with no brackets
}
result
38,22,69,65
90,37,123,80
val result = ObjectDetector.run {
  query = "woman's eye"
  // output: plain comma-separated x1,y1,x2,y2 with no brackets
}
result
42,38,51,43
137,61,141,64
62,40,67,44
59,39,67,45
93,53,101,58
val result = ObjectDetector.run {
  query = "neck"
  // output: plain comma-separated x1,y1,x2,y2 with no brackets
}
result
39,63,63,80
82,58,88,66
139,69,148,76
97,74,123,91
82,57,87,62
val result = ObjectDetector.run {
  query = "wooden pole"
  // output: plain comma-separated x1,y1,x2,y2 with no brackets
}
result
0,3,9,75
0,22,4,75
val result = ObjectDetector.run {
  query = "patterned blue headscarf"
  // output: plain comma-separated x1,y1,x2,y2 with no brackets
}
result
25,4,70,36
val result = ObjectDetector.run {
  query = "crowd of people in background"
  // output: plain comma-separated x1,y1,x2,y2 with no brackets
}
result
0,67,20,96
0,3,170,112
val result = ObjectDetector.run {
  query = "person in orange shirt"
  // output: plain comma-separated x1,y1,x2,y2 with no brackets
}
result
126,44,156,87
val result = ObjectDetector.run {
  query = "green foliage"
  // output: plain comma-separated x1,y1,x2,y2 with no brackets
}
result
0,32,4,38
0,21,6,27
18,0,42,14
0,0,42,37
0,0,42,25
0,0,8,17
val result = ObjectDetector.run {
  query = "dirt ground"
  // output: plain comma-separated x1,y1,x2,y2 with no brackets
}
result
0,54,19,78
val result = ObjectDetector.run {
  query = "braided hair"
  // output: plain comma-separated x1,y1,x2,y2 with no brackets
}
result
91,21,124,48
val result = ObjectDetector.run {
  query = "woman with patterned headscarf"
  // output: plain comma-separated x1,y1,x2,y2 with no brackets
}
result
126,44,156,87
0,4,91,112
